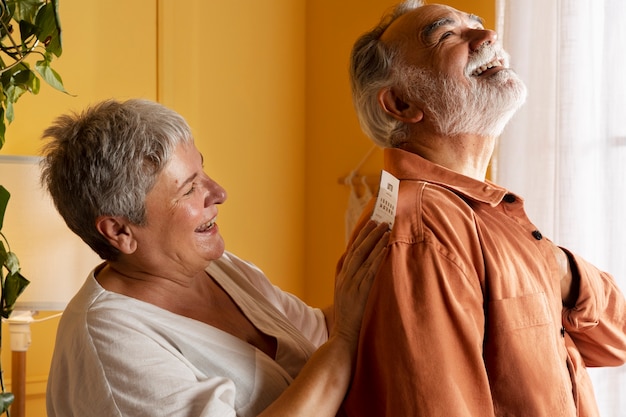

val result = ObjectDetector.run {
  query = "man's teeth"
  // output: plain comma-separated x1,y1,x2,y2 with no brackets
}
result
472,59,503,76
196,219,216,232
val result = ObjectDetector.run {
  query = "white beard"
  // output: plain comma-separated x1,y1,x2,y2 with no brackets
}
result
403,48,527,137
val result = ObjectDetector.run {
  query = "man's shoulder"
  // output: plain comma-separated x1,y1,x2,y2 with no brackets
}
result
393,179,480,246
399,179,475,214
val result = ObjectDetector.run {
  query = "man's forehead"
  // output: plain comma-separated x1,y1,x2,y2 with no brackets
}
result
381,4,483,43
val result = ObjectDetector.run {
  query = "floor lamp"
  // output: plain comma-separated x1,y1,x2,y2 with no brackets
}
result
0,155,101,417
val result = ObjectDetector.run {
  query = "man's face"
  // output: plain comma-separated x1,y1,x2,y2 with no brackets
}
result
382,4,527,136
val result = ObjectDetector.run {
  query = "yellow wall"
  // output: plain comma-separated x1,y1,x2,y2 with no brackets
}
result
0,0,493,415
156,0,307,297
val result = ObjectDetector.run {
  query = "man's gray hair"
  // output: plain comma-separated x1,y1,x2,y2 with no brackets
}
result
349,0,424,148
40,99,193,260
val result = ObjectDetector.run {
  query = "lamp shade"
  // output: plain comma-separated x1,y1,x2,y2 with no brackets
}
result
0,155,101,311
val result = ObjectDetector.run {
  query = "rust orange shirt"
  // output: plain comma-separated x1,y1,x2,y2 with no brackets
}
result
340,148,626,417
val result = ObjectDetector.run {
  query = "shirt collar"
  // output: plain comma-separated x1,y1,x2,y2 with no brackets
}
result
384,148,512,207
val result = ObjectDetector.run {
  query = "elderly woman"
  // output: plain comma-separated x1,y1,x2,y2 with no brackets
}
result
42,98,388,417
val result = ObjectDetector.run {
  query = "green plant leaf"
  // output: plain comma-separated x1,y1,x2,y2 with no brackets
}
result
5,85,25,122
0,107,5,149
11,0,42,23
0,239,9,272
2,270,29,318
0,1,15,39
0,185,8,231
35,1,62,57
12,66,38,90
2,62,33,92
0,391,15,413
35,57,66,93
19,18,38,44
0,1,66,149
3,82,39,125
4,250,19,274
0,240,8,269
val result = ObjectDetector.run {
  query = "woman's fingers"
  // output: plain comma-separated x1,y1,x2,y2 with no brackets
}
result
332,221,389,347
358,231,388,289
335,220,389,313
341,221,389,281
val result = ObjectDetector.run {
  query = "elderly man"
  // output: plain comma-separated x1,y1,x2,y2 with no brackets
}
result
339,1,626,416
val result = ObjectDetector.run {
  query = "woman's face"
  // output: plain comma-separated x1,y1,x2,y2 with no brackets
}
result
131,141,227,274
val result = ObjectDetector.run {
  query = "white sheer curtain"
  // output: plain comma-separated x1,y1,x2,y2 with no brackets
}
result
495,0,626,415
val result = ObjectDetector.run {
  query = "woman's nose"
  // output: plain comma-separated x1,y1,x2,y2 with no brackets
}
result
204,177,227,205
469,28,497,52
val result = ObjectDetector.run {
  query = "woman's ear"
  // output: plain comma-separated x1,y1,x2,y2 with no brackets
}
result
378,87,424,123
96,216,138,254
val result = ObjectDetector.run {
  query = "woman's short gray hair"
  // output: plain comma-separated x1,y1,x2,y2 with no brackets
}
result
349,0,423,148
40,98,193,261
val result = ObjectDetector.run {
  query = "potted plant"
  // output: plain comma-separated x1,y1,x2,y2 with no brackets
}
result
0,0,65,414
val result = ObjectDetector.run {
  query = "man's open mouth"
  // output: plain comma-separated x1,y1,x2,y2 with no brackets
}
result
471,58,505,76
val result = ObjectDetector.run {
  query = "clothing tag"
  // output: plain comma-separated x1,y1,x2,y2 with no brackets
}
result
371,170,399,229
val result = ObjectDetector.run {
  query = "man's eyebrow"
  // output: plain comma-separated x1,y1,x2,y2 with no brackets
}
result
468,13,485,27
422,17,455,39
422,13,485,39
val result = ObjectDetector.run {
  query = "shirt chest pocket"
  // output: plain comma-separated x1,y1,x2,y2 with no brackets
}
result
484,291,563,386
488,292,554,333
484,292,574,415
483,293,560,374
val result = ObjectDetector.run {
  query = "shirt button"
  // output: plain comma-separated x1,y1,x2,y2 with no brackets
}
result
532,230,543,240
503,193,516,203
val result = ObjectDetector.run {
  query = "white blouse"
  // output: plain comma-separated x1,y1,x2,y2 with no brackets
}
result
47,252,328,417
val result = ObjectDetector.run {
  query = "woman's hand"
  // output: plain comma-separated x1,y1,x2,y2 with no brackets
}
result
332,221,389,353
258,220,388,417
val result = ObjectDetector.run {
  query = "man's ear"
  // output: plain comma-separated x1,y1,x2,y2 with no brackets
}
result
378,87,424,123
96,216,138,254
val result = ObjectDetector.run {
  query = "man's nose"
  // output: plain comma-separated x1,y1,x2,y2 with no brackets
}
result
469,28,498,52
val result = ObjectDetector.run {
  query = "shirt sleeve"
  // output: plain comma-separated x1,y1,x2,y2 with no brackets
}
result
268,288,328,346
344,233,497,416
562,250,626,367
